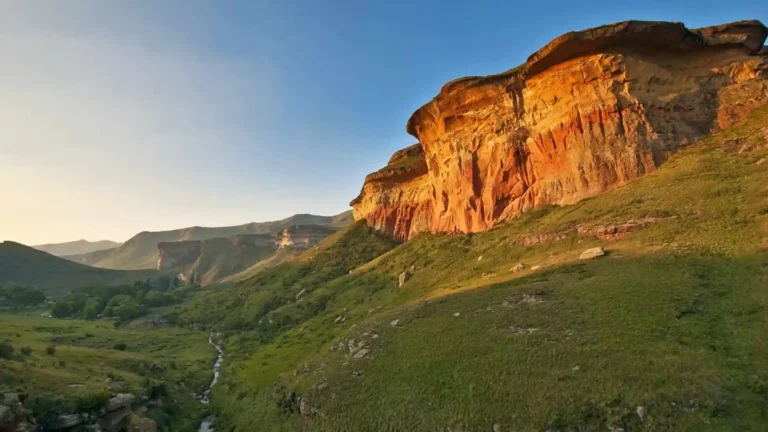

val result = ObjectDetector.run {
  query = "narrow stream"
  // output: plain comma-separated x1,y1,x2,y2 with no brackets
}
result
198,332,224,432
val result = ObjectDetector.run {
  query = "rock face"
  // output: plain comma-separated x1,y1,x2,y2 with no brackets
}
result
157,234,280,285
279,225,334,249
353,20,768,241
156,241,202,271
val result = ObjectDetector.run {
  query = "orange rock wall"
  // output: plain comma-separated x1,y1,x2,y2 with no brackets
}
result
353,20,768,240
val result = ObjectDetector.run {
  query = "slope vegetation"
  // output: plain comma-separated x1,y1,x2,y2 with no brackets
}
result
0,242,158,299
175,105,768,431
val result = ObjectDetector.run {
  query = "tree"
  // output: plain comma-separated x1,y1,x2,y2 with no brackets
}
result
143,290,173,307
51,300,75,318
1,284,46,310
155,276,172,292
104,295,146,321
83,298,101,320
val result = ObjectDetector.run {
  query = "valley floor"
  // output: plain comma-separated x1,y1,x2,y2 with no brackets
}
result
0,312,216,431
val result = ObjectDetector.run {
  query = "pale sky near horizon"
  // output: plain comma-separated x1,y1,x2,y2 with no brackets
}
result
1,0,766,245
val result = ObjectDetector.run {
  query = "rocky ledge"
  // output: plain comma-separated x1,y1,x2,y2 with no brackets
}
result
279,225,335,249
352,20,768,241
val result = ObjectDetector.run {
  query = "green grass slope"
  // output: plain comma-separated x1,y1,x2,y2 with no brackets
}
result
0,242,159,299
174,106,768,431
90,212,352,271
190,238,278,286
220,248,302,284
63,247,119,266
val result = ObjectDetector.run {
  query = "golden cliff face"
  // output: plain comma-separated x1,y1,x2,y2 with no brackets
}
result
353,20,768,241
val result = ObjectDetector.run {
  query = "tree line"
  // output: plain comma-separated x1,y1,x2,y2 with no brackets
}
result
51,279,180,321
0,284,47,310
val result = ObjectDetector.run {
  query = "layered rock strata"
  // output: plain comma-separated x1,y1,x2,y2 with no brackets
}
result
352,20,768,240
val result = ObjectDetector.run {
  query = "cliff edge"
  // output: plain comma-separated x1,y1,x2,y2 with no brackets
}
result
352,20,768,240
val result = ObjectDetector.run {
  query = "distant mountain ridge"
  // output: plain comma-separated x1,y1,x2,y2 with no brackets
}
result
0,241,157,299
33,239,122,257
66,211,353,271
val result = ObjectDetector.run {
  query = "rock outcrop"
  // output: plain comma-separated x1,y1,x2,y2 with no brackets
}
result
157,234,279,285
156,241,201,272
353,20,768,240
279,225,334,249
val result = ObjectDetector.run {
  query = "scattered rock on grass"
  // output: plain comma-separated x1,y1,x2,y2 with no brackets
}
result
390,319,400,327
571,365,580,372
637,406,646,420
530,265,542,271
398,270,411,287
453,312,461,317
510,263,526,273
510,326,538,335
521,294,544,304
579,246,605,260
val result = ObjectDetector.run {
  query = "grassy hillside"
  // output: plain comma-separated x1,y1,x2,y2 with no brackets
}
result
62,247,118,266
173,106,768,431
33,240,122,257
221,248,302,284
189,238,277,286
0,242,159,299
0,312,214,431
89,211,353,271
171,221,398,332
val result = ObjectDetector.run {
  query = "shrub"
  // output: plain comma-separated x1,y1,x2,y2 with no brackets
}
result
74,393,109,422
46,344,56,355
113,343,127,351
26,395,69,429
0,341,14,359
20,346,32,356
58,360,66,367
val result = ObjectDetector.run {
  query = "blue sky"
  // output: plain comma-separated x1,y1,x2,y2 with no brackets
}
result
1,0,766,245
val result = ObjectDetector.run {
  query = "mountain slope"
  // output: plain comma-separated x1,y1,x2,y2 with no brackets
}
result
88,211,352,270
0,242,158,299
173,90,768,431
62,247,118,266
33,239,122,257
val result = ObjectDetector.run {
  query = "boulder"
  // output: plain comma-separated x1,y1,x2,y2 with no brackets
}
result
0,405,11,425
637,406,647,421
398,270,411,287
510,263,526,273
57,413,84,429
130,415,157,432
579,247,606,260
107,393,136,412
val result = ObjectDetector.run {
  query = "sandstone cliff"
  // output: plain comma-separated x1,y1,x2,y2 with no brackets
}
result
352,20,768,241
279,224,335,249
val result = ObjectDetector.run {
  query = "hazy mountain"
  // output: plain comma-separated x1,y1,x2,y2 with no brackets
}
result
77,211,353,270
33,239,122,257
0,241,158,299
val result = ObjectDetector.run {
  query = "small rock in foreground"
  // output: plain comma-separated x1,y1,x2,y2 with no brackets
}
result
579,247,605,260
